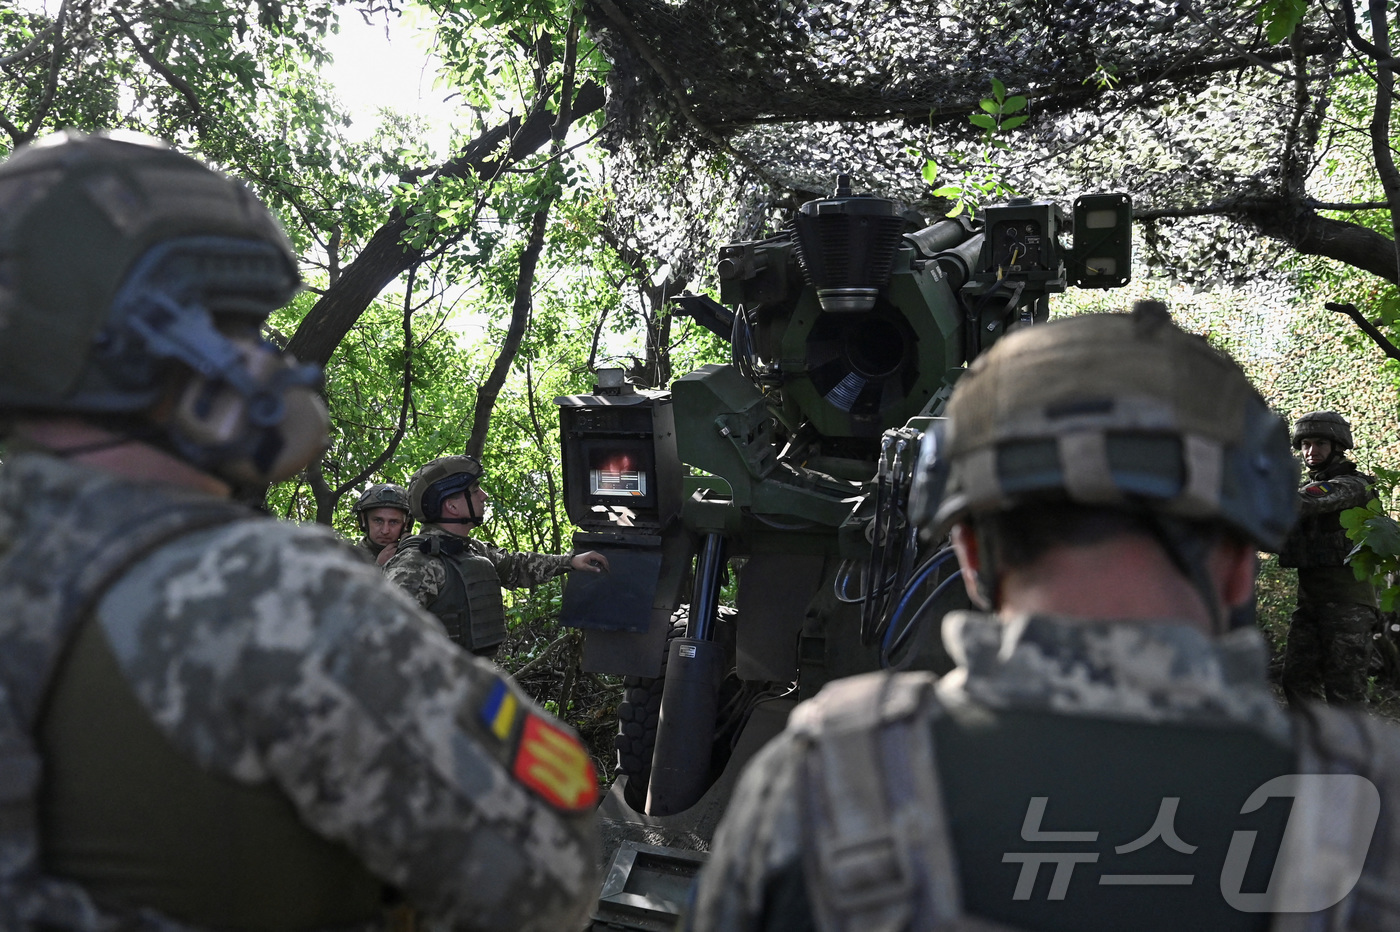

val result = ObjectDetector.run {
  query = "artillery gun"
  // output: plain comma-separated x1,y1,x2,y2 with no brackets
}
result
554,178,1133,929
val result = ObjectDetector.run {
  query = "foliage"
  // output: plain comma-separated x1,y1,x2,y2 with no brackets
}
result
920,78,1025,218
1343,500,1400,611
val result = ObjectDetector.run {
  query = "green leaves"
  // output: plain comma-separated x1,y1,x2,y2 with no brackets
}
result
1343,500,1400,609
916,75,1028,218
1256,0,1309,45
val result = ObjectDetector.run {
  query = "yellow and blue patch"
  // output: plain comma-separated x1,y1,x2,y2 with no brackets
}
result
1305,482,1333,497
479,679,520,742
512,714,599,811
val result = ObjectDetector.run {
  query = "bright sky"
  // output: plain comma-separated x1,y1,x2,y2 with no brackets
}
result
321,8,457,155
13,0,456,154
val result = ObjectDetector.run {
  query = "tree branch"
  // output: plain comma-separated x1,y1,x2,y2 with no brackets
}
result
1238,198,1400,284
466,12,582,458
284,80,604,368
708,40,1343,128
1327,301,1400,360
1368,0,1400,280
329,261,420,504
112,9,203,120
1176,0,1290,79
18,0,68,144
0,17,59,68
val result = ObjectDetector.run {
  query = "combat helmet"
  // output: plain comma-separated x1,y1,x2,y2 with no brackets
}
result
1291,410,1354,451
408,454,485,523
914,301,1297,553
0,130,328,484
352,483,412,533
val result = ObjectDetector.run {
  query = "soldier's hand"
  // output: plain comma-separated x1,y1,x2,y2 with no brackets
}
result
377,541,398,566
571,551,609,573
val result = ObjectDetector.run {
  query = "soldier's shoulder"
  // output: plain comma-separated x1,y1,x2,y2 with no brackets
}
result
385,533,439,567
113,516,409,620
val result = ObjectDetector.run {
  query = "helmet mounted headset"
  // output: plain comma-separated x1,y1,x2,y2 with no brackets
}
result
0,130,329,485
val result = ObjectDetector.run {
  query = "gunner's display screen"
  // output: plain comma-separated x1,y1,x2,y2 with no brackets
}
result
589,450,649,498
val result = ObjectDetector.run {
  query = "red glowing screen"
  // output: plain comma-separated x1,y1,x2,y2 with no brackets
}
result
589,450,648,497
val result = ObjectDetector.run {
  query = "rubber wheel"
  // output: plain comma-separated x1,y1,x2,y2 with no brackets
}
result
615,611,688,811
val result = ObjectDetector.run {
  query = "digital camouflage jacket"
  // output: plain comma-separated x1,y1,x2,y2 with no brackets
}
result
383,524,572,649
0,452,599,932
690,612,1400,932
1279,457,1376,570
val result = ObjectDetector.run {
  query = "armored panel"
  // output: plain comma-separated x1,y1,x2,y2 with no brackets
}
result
561,547,662,633
735,552,826,682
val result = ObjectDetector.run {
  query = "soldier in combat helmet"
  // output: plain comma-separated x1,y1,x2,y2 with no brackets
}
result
0,132,599,931
1278,410,1380,705
351,482,413,566
691,304,1400,931
385,454,609,657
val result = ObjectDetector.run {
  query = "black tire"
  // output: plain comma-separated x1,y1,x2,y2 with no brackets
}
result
615,611,688,811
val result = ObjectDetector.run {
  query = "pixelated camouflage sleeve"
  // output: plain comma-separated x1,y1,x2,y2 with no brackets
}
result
475,539,573,589
382,543,447,608
688,731,807,932
1298,474,1374,517
94,520,600,932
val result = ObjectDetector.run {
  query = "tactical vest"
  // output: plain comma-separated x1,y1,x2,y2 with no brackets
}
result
0,475,384,931
1278,462,1374,569
792,672,1400,932
403,533,507,652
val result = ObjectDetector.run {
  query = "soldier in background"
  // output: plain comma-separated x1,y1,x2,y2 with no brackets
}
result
1278,410,1380,705
0,132,598,931
385,454,608,657
691,305,1400,931
352,482,413,566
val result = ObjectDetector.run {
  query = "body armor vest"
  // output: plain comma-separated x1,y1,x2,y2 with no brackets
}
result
405,533,508,651
1278,460,1374,569
0,472,384,930
793,672,1400,932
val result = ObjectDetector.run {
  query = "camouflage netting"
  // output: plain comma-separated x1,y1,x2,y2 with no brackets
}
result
584,0,1347,286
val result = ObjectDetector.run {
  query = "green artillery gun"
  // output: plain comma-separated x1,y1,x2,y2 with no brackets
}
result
554,177,1133,929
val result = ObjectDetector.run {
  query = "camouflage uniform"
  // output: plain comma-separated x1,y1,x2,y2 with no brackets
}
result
0,453,599,931
691,612,1400,932
383,524,572,653
1279,456,1379,704
355,534,387,563
0,130,601,931
691,309,1400,931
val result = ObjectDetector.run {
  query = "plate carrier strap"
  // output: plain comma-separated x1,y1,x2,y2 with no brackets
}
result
791,671,1025,932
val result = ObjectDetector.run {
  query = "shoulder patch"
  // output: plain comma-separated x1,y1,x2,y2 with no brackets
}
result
479,678,521,742
1305,482,1332,496
513,714,598,811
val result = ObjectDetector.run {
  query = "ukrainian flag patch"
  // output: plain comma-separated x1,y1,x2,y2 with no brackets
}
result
512,714,599,811
479,679,519,742
1305,482,1332,496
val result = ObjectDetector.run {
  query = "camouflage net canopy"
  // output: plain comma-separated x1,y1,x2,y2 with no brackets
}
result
585,0,1345,287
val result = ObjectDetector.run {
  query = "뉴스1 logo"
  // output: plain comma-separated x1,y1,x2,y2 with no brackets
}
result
1000,774,1379,912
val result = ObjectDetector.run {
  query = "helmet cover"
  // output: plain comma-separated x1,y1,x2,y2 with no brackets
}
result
354,483,412,532
1291,411,1353,451
408,455,485,523
922,303,1297,551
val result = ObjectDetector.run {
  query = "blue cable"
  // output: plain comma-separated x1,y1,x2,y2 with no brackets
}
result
883,565,964,668
880,548,955,655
